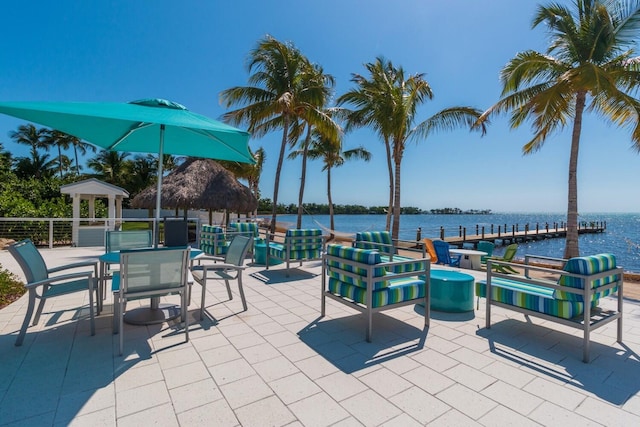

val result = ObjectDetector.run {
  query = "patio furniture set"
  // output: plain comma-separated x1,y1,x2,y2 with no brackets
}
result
6,227,625,363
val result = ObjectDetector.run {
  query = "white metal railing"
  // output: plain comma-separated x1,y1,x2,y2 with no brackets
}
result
0,217,201,248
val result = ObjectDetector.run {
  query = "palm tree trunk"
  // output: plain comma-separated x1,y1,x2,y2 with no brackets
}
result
74,144,80,175
564,92,586,259
270,117,290,234
57,144,63,178
384,138,393,231
296,125,312,228
391,152,402,240
327,165,335,240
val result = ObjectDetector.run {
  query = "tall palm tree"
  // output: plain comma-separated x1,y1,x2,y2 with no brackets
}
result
87,150,131,187
69,137,96,176
13,148,57,179
290,130,371,238
9,124,49,159
339,57,486,239
220,35,337,233
45,130,73,178
478,0,640,258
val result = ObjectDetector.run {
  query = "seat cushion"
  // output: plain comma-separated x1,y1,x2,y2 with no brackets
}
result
476,278,584,319
328,276,426,308
555,253,619,302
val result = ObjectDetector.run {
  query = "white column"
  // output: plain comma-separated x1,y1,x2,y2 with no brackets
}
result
108,195,116,230
72,194,81,246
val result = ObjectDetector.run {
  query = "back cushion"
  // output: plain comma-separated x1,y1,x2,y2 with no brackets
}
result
326,244,388,289
555,253,619,301
286,229,323,250
229,222,259,237
355,231,393,254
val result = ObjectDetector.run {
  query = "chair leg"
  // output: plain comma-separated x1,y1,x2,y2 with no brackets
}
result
33,286,48,326
15,289,36,346
200,280,207,321
88,279,95,336
236,275,247,311
183,289,189,343
112,291,120,334
366,307,373,342
224,279,233,301
119,297,125,356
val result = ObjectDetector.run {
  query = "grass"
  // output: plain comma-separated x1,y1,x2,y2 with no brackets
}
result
0,267,25,310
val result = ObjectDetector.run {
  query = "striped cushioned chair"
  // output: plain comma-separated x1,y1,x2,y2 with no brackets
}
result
199,225,229,256
321,244,430,342
476,253,623,362
266,229,325,276
228,222,260,260
355,231,426,274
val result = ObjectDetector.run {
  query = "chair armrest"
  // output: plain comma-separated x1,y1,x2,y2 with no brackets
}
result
26,271,94,290
48,260,98,274
198,262,245,271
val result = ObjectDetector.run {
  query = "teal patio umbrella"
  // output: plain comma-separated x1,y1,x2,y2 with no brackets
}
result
0,99,254,244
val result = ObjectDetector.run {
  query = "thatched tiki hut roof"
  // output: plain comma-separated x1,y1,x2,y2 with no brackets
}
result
131,158,258,214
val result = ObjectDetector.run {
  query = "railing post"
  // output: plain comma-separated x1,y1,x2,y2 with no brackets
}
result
463,227,466,241
491,224,494,234
476,224,479,235
481,226,485,239
440,227,445,240
49,219,54,249
498,225,501,237
416,227,422,241
458,225,462,238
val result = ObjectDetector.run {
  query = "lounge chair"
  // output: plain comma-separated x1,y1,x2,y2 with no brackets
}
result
422,238,439,263
487,243,518,274
433,240,461,267
266,229,325,276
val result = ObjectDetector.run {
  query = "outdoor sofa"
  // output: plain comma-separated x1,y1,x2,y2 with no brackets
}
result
476,253,623,362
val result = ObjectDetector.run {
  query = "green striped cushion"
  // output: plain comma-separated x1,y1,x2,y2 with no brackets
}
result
286,229,324,250
328,276,425,308
476,278,584,319
326,245,388,289
229,222,259,237
555,253,619,302
379,255,426,274
200,225,228,255
355,231,393,254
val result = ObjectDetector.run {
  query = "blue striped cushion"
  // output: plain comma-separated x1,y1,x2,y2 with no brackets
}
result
326,245,389,289
229,222,259,237
476,278,584,319
355,231,393,254
328,276,425,308
555,253,619,302
200,225,228,255
286,229,324,251
379,255,426,274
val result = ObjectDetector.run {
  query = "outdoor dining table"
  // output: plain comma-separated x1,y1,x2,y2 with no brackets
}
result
448,248,487,270
99,248,202,325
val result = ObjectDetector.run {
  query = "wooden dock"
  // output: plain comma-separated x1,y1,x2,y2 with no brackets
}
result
433,221,606,247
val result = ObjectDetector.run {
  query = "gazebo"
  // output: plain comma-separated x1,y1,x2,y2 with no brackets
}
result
60,178,129,246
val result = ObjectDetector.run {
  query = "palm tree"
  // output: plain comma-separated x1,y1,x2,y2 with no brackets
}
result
9,123,49,158
45,130,74,178
478,0,640,258
338,57,486,239
290,130,371,238
13,149,57,179
69,137,96,176
87,150,131,187
220,35,337,233
220,147,267,218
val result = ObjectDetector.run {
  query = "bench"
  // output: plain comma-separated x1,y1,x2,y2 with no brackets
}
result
476,253,623,362
321,244,430,342
265,229,326,276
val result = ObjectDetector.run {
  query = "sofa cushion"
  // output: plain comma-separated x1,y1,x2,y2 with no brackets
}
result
200,225,228,255
325,244,390,290
476,278,584,319
555,253,619,302
229,222,259,237
285,229,324,251
328,276,425,308
379,254,426,274
355,231,393,254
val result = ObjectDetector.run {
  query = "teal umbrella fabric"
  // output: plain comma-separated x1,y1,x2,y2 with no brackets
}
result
0,98,254,245
0,99,253,162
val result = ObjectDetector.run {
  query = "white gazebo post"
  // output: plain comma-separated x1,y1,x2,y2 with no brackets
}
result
107,194,116,230
72,193,81,246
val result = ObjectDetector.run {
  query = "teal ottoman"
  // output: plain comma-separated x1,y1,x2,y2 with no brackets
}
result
254,239,283,266
430,269,475,312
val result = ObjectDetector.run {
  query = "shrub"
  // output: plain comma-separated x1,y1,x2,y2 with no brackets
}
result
0,266,25,309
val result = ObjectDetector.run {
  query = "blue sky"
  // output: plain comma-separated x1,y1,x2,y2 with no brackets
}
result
1,0,639,213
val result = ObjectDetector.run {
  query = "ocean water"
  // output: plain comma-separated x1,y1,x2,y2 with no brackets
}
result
276,212,640,273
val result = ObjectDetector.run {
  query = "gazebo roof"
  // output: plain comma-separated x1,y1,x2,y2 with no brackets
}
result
60,178,129,198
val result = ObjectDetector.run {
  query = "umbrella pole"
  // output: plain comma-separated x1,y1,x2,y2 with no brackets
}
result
154,125,165,248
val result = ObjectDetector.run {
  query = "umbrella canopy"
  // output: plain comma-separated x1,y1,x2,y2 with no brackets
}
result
131,158,257,213
0,98,254,245
0,99,253,162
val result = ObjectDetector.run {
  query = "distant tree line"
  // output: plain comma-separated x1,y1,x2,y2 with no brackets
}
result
256,200,490,215
429,208,492,215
